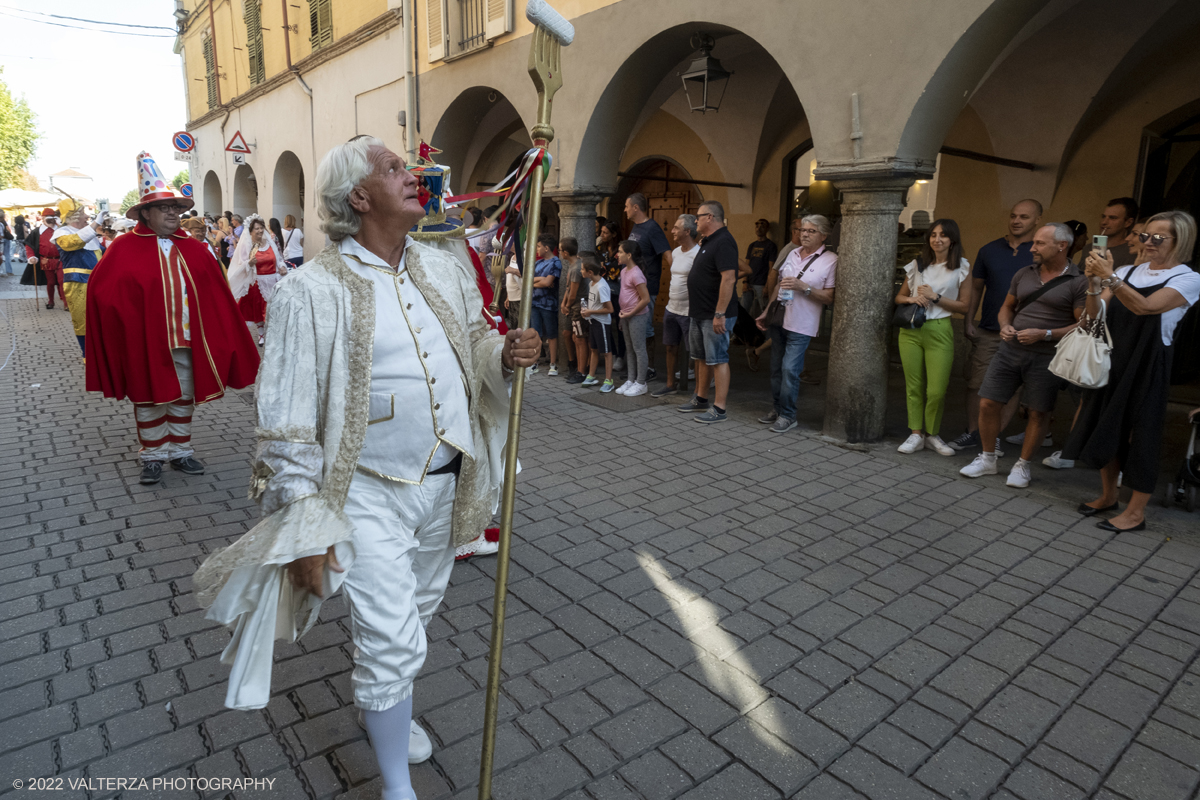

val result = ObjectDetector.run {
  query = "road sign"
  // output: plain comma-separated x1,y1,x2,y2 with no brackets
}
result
225,131,251,153
232,153,246,166
173,131,196,152
180,183,194,198
174,151,193,163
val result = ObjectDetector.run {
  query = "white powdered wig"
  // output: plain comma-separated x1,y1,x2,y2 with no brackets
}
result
526,0,574,45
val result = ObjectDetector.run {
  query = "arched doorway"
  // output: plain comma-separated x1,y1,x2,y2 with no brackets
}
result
613,157,705,237
232,164,258,219
202,170,222,217
272,151,304,226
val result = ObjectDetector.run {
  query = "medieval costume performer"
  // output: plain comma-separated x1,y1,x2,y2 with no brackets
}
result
193,137,540,800
226,213,286,345
85,152,260,486
26,208,67,308
52,199,101,356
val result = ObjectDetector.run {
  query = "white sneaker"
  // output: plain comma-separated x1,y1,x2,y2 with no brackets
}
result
960,453,998,478
1042,450,1075,469
409,720,433,763
625,382,648,397
615,380,634,395
547,365,559,377
1006,459,1032,488
898,433,925,454
925,435,954,456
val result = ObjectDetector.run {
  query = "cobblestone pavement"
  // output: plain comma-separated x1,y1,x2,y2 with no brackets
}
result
3,284,1200,800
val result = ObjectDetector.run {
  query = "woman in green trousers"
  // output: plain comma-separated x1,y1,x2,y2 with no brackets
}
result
895,219,970,456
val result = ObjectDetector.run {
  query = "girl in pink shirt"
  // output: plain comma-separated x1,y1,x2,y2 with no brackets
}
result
616,240,651,395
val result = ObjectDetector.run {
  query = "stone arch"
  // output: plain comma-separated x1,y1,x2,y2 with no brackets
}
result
202,170,222,217
232,164,258,219
429,86,531,198
272,151,304,226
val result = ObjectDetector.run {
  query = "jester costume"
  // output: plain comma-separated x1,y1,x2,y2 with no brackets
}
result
85,152,259,476
53,203,101,355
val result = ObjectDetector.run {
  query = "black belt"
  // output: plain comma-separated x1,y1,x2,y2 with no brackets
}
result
428,453,462,476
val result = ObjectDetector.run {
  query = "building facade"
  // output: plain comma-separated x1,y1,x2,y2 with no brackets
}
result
175,0,1200,441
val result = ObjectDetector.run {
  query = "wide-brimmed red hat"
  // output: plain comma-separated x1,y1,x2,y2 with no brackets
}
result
125,151,194,220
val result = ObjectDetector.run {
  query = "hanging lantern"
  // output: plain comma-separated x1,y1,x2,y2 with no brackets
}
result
679,33,732,114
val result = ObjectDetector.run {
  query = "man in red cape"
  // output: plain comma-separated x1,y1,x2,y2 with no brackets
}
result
86,152,260,485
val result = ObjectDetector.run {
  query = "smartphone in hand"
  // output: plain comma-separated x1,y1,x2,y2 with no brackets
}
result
1092,234,1108,258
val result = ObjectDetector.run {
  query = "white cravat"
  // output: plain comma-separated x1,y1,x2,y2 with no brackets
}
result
339,236,473,482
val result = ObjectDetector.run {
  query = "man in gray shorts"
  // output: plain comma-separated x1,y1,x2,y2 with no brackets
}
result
961,223,1085,488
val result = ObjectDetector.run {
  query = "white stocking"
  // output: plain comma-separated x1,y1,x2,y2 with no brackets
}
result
362,696,416,800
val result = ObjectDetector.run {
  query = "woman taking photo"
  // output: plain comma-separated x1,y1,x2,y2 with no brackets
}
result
894,219,970,456
281,214,304,268
1067,210,1199,531
227,214,287,346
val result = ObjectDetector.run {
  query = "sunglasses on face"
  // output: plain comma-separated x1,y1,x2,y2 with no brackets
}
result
152,204,189,214
1137,232,1173,246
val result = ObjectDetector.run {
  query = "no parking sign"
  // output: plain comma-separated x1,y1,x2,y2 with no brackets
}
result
180,183,194,198
173,131,196,152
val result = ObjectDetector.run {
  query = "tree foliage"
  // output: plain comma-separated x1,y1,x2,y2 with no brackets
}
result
0,68,40,191
120,190,140,215
171,169,190,190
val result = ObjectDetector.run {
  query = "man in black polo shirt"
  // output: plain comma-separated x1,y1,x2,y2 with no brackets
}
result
626,193,670,379
680,201,738,423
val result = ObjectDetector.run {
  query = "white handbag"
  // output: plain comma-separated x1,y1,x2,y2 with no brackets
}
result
1049,300,1112,388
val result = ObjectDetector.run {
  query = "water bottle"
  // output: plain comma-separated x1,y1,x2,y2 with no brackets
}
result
778,287,793,305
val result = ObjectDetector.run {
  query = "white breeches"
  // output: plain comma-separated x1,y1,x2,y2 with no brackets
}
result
340,469,457,712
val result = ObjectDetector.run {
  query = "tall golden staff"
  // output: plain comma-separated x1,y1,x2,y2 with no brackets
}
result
478,3,571,798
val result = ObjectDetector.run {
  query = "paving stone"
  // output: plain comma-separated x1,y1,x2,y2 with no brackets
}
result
1103,742,1200,800
915,737,1009,800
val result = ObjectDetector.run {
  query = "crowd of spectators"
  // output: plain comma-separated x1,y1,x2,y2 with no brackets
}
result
490,191,1198,531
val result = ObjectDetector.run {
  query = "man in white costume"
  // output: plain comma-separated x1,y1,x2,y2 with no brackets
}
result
194,136,540,800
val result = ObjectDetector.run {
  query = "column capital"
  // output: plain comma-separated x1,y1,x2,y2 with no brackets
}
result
813,156,935,190
543,188,613,207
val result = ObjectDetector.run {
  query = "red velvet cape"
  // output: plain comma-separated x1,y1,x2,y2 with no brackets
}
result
85,224,260,405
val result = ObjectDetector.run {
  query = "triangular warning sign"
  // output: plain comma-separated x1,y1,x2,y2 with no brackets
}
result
225,131,251,153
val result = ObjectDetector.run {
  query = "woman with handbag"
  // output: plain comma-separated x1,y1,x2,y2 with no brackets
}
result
893,220,970,456
1065,210,1200,531
755,214,837,433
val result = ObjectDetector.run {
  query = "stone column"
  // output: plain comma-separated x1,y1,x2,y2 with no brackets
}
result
546,190,605,254
544,190,606,373
817,172,923,443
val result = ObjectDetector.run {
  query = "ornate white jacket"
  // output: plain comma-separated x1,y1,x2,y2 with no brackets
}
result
192,239,509,709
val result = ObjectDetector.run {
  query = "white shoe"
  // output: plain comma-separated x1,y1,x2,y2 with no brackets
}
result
409,720,433,764
925,435,954,456
1006,459,1032,488
960,453,998,478
898,433,925,454
626,382,648,397
613,357,625,371
1042,450,1075,469
615,380,633,395
454,531,499,561
547,365,559,377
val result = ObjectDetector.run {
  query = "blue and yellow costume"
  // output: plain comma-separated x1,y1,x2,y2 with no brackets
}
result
52,200,102,356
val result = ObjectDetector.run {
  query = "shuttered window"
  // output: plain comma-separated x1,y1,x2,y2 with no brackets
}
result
427,0,445,61
308,0,333,50
203,33,218,109
246,0,266,86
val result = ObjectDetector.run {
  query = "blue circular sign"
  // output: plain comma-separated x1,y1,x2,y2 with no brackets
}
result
179,183,194,198
173,131,195,152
